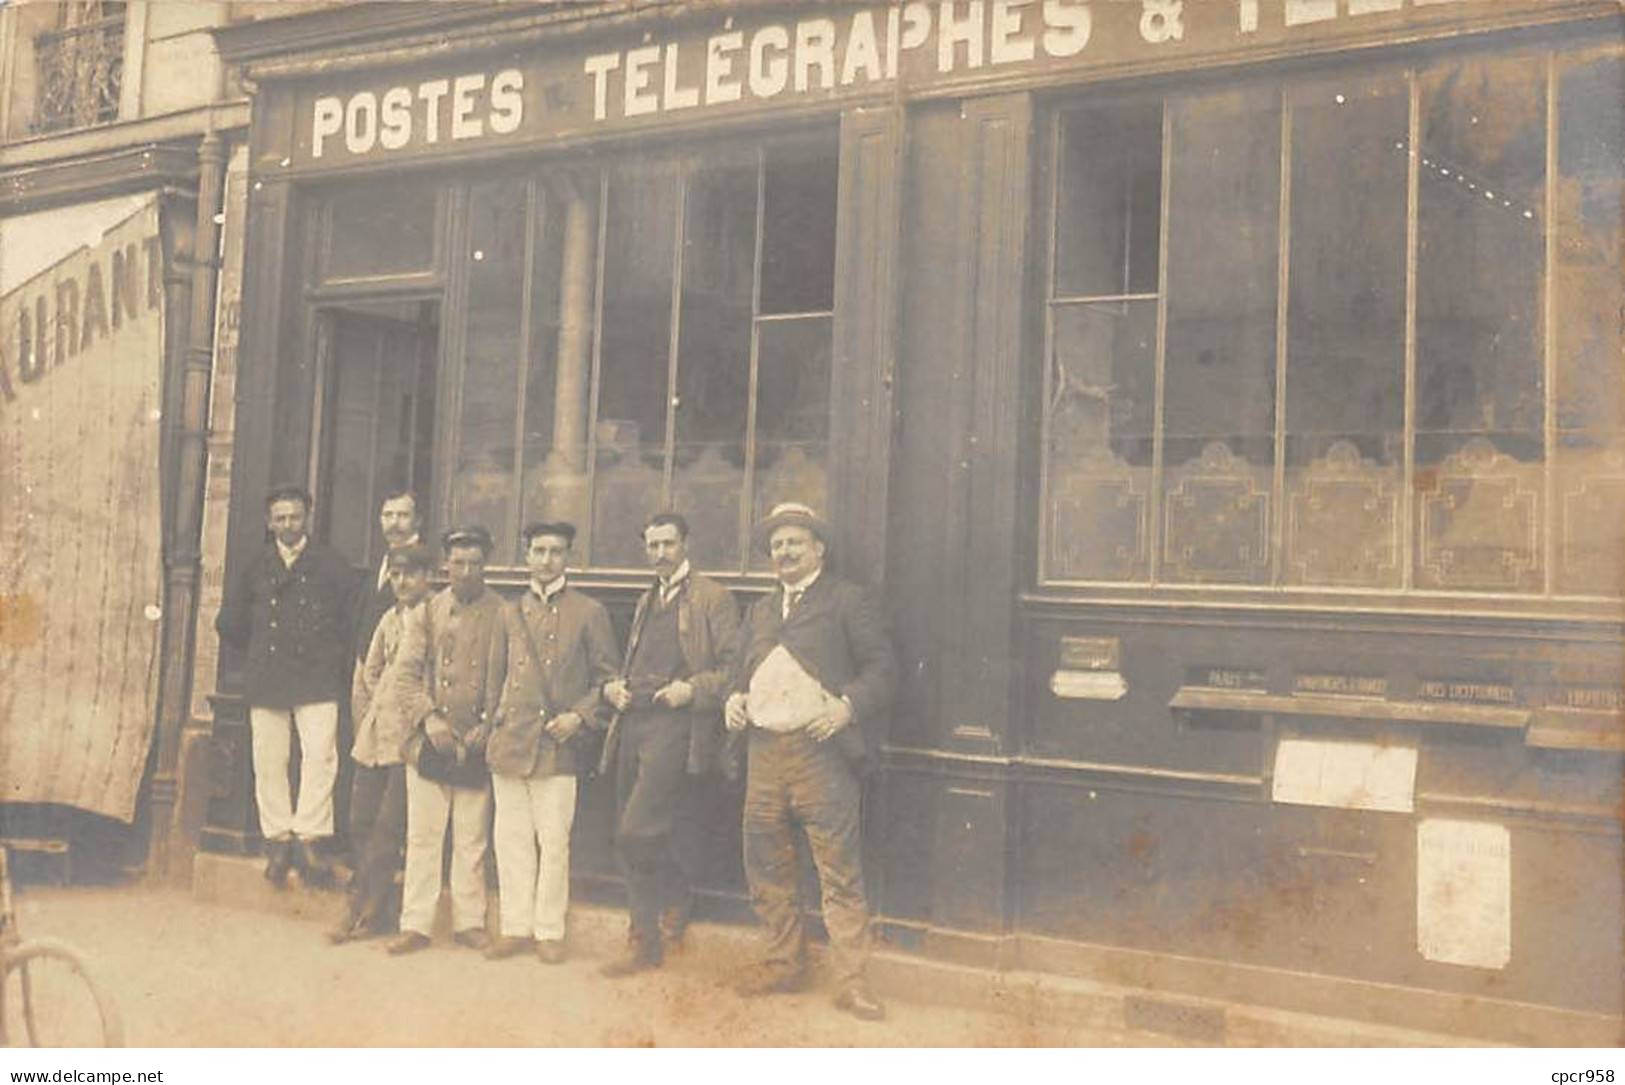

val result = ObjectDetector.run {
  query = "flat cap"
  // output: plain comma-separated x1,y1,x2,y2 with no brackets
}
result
441,524,494,554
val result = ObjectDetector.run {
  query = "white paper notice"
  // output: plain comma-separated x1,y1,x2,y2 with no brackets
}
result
1050,670,1128,701
1271,738,1418,813
1416,819,1512,970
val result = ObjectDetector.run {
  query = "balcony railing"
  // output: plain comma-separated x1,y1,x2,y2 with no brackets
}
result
31,10,125,134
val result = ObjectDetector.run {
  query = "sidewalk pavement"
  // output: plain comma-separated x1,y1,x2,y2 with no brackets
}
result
9,864,1473,1047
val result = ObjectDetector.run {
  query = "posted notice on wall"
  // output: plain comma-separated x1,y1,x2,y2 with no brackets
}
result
1416,818,1512,970
1271,737,1417,813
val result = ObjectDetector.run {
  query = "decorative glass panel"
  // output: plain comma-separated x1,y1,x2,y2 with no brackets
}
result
591,161,679,568
450,177,527,561
1284,75,1407,588
1162,86,1280,584
1415,54,1546,591
1045,300,1155,581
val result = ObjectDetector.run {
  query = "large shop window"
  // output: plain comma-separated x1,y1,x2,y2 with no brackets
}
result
447,131,838,569
1039,41,1624,598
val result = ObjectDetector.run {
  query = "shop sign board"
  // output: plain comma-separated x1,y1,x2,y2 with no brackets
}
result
278,0,1565,169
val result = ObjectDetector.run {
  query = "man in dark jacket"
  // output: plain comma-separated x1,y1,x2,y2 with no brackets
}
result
723,502,897,1021
216,485,358,886
598,512,739,977
353,489,424,662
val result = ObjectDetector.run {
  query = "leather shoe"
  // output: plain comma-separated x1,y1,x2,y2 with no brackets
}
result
535,939,567,964
325,915,367,945
599,945,661,978
386,932,431,956
834,983,886,1022
263,840,293,888
452,928,490,952
484,936,531,961
293,839,334,888
732,963,808,997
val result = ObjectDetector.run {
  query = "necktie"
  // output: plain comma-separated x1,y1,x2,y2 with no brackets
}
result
784,588,803,619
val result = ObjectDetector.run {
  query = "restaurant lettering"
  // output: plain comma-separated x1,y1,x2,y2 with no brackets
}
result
295,0,1474,165
0,233,161,406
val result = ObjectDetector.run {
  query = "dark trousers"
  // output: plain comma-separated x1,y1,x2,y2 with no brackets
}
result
742,728,870,986
614,709,696,952
344,762,406,930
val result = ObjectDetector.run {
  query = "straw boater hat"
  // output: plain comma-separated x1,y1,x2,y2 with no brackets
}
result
755,501,830,550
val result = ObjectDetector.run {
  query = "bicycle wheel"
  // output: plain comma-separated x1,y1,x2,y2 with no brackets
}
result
2,937,123,1047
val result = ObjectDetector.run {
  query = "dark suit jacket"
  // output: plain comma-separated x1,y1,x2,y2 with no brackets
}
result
600,571,741,777
489,585,619,778
354,564,395,662
730,571,897,772
215,539,358,709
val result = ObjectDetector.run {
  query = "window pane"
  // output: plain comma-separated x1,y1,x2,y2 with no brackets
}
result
1055,102,1161,298
1162,86,1280,584
451,177,527,561
672,152,757,570
324,177,438,280
591,160,678,568
759,135,838,314
750,316,832,572
1554,50,1625,595
1045,300,1155,580
1284,74,1407,588
1415,54,1545,592
521,172,598,548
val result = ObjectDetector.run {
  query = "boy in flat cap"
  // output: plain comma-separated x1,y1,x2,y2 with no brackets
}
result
723,503,897,1021
485,521,618,964
330,543,435,944
390,526,507,955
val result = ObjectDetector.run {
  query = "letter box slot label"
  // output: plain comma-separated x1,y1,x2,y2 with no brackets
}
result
1271,738,1417,813
1059,635,1119,671
1416,818,1511,970
1051,670,1128,701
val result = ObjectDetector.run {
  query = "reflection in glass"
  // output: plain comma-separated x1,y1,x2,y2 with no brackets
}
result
521,172,597,549
760,135,839,315
324,177,438,281
1284,75,1407,588
593,161,679,568
453,177,527,561
1415,54,1546,591
1055,103,1162,298
750,317,832,571
672,153,756,569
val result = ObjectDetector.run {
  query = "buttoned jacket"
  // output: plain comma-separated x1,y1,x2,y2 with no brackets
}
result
215,539,359,708
489,584,619,778
599,571,741,777
421,586,509,740
730,571,897,770
351,600,435,766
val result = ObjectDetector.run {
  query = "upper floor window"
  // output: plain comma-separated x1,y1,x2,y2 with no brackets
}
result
1038,38,1624,600
31,1,126,134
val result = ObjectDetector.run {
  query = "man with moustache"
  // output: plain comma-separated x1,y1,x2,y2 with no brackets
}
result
723,502,896,1021
598,512,740,978
390,526,506,956
330,543,435,944
216,485,357,887
354,490,425,661
485,522,618,964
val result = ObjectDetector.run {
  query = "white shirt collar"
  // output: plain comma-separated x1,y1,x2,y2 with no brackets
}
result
782,568,821,596
660,560,691,598
531,575,567,604
276,536,308,569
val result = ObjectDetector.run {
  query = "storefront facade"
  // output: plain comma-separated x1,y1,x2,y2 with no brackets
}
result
205,0,1623,1042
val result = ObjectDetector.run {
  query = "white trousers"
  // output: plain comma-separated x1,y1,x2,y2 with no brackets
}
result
401,765,491,936
248,702,339,841
491,773,578,941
